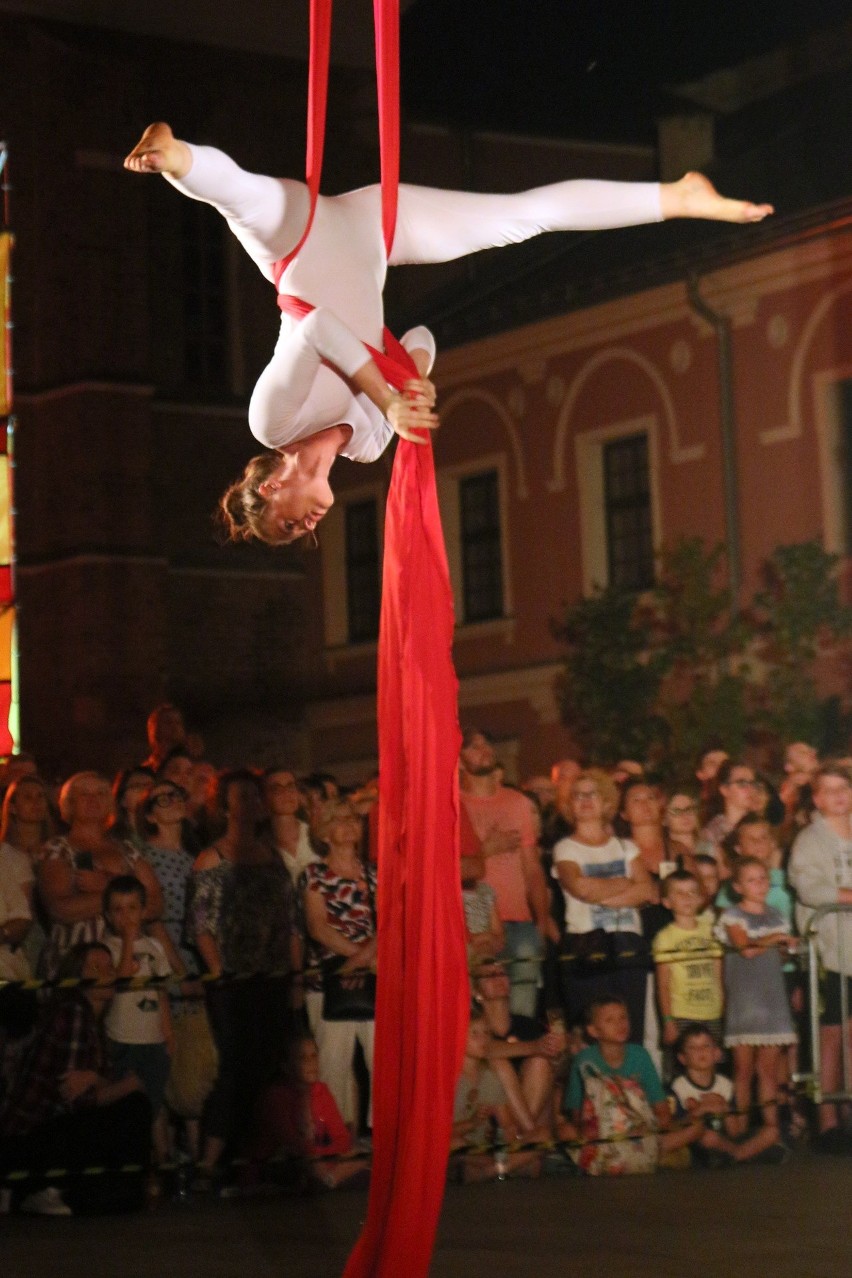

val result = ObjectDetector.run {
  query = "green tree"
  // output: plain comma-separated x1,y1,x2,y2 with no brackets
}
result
642,539,751,776
553,585,670,765
749,541,852,750
554,537,852,775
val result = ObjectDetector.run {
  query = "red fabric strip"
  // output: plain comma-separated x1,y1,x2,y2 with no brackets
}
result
278,292,417,394
342,435,468,1278
272,0,332,290
374,0,400,257
273,9,468,1271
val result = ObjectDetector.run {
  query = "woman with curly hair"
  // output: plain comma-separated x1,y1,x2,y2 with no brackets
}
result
552,769,655,1040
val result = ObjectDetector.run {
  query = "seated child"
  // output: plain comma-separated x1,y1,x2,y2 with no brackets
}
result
652,871,723,1072
557,996,721,1175
102,876,173,1165
451,1009,544,1182
669,1023,784,1164
247,1032,369,1190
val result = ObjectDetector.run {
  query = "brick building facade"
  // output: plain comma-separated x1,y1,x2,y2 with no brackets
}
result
3,12,852,780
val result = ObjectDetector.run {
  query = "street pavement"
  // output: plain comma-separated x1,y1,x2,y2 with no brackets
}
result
2,1151,849,1278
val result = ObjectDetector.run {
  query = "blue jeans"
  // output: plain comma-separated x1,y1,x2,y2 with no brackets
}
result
502,921,544,1018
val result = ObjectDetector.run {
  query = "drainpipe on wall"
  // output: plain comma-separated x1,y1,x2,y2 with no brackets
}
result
686,273,742,609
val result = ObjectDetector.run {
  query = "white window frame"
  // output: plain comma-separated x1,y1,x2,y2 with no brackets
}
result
437,452,513,628
814,368,852,557
322,482,386,651
574,414,661,594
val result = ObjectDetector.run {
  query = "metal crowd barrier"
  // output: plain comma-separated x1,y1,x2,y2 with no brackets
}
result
797,902,852,1106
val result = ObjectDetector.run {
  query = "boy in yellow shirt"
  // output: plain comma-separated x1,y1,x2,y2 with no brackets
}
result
653,871,723,1075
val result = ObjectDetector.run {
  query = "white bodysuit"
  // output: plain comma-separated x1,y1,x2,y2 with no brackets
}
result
169,146,662,461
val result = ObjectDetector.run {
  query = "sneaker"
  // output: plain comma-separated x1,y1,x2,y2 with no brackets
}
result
20,1187,72,1216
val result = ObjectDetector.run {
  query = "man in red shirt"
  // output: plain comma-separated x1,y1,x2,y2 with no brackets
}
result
459,729,558,1016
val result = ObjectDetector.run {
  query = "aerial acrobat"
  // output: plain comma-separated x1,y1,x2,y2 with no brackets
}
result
125,122,773,546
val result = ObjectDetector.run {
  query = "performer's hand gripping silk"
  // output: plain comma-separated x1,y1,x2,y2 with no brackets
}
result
125,123,772,545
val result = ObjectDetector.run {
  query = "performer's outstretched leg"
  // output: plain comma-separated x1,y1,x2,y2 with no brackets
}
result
125,123,309,269
390,174,772,266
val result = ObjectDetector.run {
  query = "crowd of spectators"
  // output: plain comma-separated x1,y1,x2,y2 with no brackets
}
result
1,706,851,1213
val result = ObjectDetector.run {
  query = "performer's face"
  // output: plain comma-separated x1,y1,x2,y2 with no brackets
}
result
258,466,334,542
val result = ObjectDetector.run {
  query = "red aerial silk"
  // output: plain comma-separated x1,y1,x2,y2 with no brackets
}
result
274,4,469,1275
344,407,468,1278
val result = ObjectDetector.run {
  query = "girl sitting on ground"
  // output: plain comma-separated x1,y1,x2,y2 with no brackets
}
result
246,1031,370,1190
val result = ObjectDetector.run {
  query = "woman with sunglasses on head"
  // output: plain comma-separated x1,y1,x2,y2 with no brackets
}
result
138,782,199,980
110,767,156,852
125,123,772,546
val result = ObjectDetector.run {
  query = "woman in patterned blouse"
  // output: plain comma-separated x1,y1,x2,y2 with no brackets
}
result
301,798,377,1130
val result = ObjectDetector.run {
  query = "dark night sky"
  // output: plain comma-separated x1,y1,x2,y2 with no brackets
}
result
401,0,852,142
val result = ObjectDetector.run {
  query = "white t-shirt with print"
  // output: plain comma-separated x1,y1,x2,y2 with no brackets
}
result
105,934,171,1044
552,836,642,934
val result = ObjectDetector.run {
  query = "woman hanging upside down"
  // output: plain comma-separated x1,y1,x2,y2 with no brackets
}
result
125,123,773,546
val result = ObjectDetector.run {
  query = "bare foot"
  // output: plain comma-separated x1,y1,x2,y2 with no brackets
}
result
124,122,192,179
661,171,774,224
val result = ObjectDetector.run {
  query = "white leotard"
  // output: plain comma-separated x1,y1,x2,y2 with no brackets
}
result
168,145,661,460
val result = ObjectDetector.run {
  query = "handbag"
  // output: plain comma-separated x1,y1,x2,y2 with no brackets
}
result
321,955,376,1021
570,1062,659,1176
165,998,219,1119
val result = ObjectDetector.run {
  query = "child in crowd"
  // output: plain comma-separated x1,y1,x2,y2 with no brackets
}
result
652,871,723,1072
102,876,173,1165
717,815,792,921
557,996,717,1174
451,1009,543,1181
669,1024,785,1164
717,814,801,1101
715,857,797,1139
246,1032,369,1190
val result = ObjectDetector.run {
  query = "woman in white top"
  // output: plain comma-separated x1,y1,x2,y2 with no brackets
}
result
124,123,773,546
552,769,655,1040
